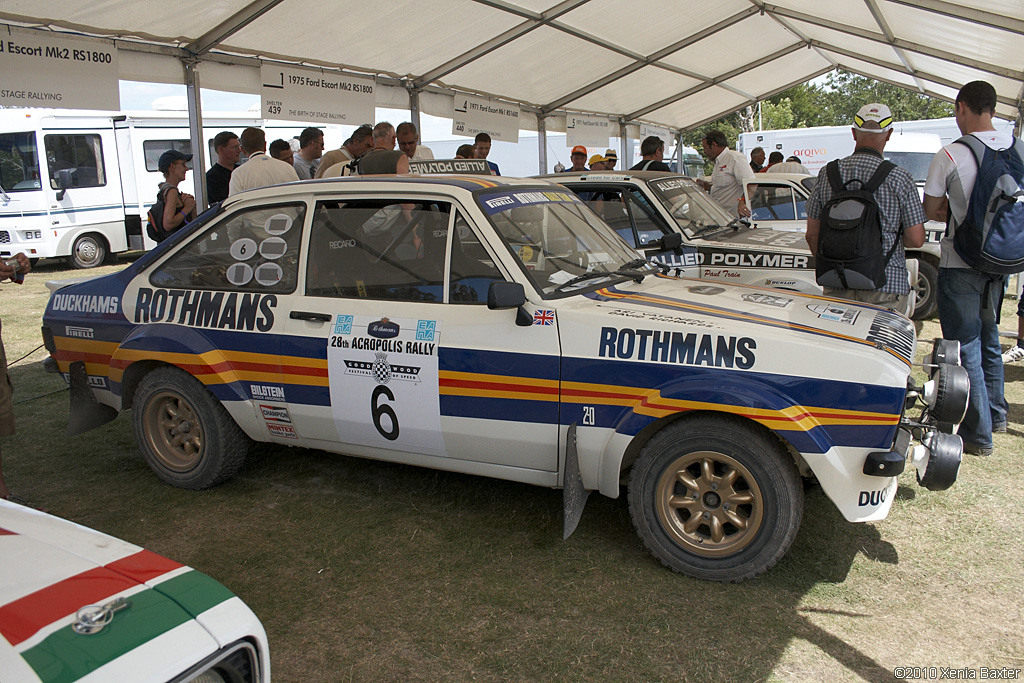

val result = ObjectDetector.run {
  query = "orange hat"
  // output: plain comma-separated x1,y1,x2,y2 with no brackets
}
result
571,145,587,156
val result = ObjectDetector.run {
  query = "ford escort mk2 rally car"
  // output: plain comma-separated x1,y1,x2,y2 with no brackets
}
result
0,499,269,683
41,175,966,581
540,171,941,320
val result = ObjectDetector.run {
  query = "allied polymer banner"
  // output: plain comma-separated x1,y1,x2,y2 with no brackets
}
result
260,63,375,125
0,27,119,110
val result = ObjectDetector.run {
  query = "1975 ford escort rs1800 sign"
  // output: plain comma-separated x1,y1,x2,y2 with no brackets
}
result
0,499,269,683
41,175,968,581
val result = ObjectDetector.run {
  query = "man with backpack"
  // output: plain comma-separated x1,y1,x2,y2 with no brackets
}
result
805,103,926,316
924,81,1024,457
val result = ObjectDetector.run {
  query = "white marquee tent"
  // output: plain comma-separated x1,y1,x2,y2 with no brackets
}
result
2,0,1021,178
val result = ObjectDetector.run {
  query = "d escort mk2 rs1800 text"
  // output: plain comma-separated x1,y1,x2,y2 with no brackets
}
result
41,175,967,581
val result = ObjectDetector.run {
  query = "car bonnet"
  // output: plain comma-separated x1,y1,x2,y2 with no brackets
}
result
559,273,916,368
0,500,234,683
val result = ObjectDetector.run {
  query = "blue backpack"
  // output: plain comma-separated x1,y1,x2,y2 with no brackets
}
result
951,134,1024,275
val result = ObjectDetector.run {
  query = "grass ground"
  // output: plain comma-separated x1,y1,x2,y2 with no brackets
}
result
2,256,1023,683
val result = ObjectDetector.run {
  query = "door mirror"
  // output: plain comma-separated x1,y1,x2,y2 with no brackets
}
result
645,232,682,253
487,281,533,326
487,281,526,309
54,169,73,201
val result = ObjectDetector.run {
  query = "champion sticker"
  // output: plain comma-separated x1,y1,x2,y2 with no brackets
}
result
742,293,792,308
260,403,291,423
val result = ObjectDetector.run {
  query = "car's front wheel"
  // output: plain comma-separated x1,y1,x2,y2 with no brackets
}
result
133,366,249,489
628,415,803,582
911,258,939,320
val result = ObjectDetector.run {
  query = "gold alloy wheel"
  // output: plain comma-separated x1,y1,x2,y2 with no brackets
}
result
655,450,764,557
143,390,204,473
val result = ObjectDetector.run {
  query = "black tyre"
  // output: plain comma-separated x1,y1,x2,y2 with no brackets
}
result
132,367,249,489
911,258,938,320
69,233,106,269
627,415,803,582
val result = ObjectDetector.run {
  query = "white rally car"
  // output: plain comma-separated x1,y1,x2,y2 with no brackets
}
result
544,171,941,320
40,174,966,582
0,499,269,683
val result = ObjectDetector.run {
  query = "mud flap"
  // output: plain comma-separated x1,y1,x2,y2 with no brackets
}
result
563,423,590,540
67,360,118,436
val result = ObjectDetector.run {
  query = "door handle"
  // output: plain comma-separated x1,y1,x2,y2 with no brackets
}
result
290,311,332,323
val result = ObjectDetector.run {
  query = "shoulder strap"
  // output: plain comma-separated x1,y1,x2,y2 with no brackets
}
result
640,160,654,171
954,134,985,168
824,160,843,194
862,160,896,192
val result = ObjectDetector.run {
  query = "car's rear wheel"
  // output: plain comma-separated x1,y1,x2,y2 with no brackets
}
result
69,233,107,269
911,258,938,320
628,415,803,582
133,367,249,489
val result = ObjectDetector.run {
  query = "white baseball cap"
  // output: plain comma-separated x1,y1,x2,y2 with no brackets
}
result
853,103,893,132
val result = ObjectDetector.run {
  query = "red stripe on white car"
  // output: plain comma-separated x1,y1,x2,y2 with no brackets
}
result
0,549,182,646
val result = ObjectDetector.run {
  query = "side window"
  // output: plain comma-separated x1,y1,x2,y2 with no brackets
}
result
306,199,450,303
149,202,304,293
449,211,503,304
627,189,671,246
143,140,191,172
44,134,105,189
577,188,633,246
749,183,797,220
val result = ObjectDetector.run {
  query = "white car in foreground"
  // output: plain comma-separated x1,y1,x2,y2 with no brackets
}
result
0,499,269,683
41,174,965,581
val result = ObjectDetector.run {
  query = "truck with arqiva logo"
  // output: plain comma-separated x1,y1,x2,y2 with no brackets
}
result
41,174,968,581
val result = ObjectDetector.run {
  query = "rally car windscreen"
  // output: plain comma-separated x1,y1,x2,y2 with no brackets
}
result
476,187,652,297
648,177,737,236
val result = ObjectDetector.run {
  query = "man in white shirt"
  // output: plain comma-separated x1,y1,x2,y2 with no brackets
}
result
228,127,300,197
397,122,434,161
923,80,1017,457
696,130,754,218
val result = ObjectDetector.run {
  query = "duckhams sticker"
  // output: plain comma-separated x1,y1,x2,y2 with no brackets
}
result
327,314,445,455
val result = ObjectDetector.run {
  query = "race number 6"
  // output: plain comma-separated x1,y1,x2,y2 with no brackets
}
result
371,385,399,440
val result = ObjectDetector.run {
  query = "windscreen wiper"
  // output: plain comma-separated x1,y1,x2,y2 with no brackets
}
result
555,258,651,291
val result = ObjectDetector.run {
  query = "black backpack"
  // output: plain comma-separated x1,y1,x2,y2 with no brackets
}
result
950,134,1024,274
815,159,899,290
146,185,175,243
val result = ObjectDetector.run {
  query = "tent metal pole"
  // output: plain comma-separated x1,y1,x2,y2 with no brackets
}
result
183,60,208,211
619,120,628,170
537,115,548,175
409,88,421,136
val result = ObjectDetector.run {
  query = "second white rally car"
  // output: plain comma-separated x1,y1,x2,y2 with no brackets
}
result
41,174,967,581
543,171,942,320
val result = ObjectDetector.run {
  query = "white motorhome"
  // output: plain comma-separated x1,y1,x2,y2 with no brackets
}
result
740,125,942,179
0,109,345,268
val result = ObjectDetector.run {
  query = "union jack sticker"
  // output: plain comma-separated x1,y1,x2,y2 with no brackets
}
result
533,309,555,325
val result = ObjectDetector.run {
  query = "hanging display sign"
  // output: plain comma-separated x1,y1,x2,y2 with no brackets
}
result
260,64,375,125
566,114,612,148
640,123,672,145
0,28,119,110
452,95,520,141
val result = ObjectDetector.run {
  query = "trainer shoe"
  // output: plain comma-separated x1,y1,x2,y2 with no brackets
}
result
1002,344,1024,364
963,441,994,457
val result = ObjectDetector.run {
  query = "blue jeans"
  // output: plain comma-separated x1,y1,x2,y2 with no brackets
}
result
937,268,1007,447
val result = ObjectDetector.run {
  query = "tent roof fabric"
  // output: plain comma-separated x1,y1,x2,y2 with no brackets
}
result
1,0,1021,130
